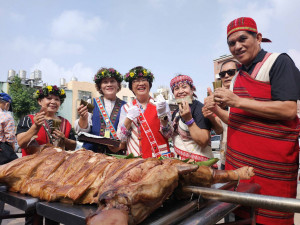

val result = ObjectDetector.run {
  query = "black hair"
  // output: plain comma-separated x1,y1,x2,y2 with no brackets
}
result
94,67,122,95
128,66,153,91
220,59,240,72
246,31,257,38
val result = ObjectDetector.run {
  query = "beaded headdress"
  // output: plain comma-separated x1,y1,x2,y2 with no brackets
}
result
170,74,196,93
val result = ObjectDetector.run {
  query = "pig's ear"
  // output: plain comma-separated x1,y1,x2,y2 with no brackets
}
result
175,164,199,174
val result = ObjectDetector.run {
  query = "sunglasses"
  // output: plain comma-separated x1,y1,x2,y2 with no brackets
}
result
219,69,236,78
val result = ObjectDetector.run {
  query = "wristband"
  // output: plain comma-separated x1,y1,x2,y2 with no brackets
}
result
185,118,194,126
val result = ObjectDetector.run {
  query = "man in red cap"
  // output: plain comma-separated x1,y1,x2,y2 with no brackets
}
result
206,17,300,224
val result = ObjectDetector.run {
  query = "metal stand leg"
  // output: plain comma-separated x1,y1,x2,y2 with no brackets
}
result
45,218,59,225
25,210,43,225
0,201,4,225
224,214,230,223
250,207,256,225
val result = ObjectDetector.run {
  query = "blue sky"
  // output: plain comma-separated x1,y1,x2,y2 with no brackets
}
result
1,0,300,102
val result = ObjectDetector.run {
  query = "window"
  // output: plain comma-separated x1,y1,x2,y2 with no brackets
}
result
78,91,91,101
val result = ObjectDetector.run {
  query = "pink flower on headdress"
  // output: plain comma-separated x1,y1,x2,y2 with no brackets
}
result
139,73,143,76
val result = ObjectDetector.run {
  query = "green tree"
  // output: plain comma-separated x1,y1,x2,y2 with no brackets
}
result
9,76,39,121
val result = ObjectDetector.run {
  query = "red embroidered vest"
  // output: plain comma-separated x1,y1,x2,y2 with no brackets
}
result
21,115,72,157
226,55,300,224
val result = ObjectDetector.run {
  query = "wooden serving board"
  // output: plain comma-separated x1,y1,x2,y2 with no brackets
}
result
77,133,120,148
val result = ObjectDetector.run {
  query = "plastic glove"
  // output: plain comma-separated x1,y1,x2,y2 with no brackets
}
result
127,105,140,121
155,94,170,118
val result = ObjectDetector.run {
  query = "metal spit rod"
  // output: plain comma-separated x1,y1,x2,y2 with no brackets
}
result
142,182,240,225
183,186,300,213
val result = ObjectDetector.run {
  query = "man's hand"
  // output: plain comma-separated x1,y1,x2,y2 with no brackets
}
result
202,105,214,119
204,87,218,112
214,87,240,108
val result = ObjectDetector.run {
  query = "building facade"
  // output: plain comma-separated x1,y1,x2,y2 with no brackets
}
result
213,54,234,81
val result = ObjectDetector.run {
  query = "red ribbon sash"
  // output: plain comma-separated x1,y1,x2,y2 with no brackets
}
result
95,98,118,139
133,101,161,158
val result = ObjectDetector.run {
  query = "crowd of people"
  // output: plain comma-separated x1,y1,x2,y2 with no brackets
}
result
1,16,300,225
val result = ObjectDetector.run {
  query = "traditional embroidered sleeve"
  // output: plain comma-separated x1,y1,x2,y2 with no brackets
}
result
117,105,132,142
3,113,16,144
74,113,92,133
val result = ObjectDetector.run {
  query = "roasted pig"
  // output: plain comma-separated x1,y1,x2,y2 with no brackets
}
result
0,146,254,225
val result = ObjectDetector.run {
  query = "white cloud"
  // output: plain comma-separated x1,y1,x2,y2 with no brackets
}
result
288,49,300,69
30,58,94,85
71,63,95,82
218,0,300,39
11,37,83,56
147,0,165,8
47,40,84,55
220,2,274,36
12,37,46,55
147,0,187,9
51,10,105,41
9,12,25,22
215,0,300,57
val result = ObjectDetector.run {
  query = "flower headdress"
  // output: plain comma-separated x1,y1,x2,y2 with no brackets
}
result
124,66,154,83
34,85,66,103
93,68,123,84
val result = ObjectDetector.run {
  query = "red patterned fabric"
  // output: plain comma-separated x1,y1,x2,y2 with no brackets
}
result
132,99,170,159
95,97,118,139
22,115,72,156
226,70,299,224
227,17,271,42
174,146,218,169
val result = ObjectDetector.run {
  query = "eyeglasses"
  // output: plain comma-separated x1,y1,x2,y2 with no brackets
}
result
219,69,236,78
132,78,148,84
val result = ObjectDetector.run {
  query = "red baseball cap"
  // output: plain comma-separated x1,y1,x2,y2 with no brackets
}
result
227,17,271,42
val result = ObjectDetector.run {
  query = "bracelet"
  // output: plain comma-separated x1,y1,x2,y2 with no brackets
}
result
185,118,194,126
121,124,131,137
